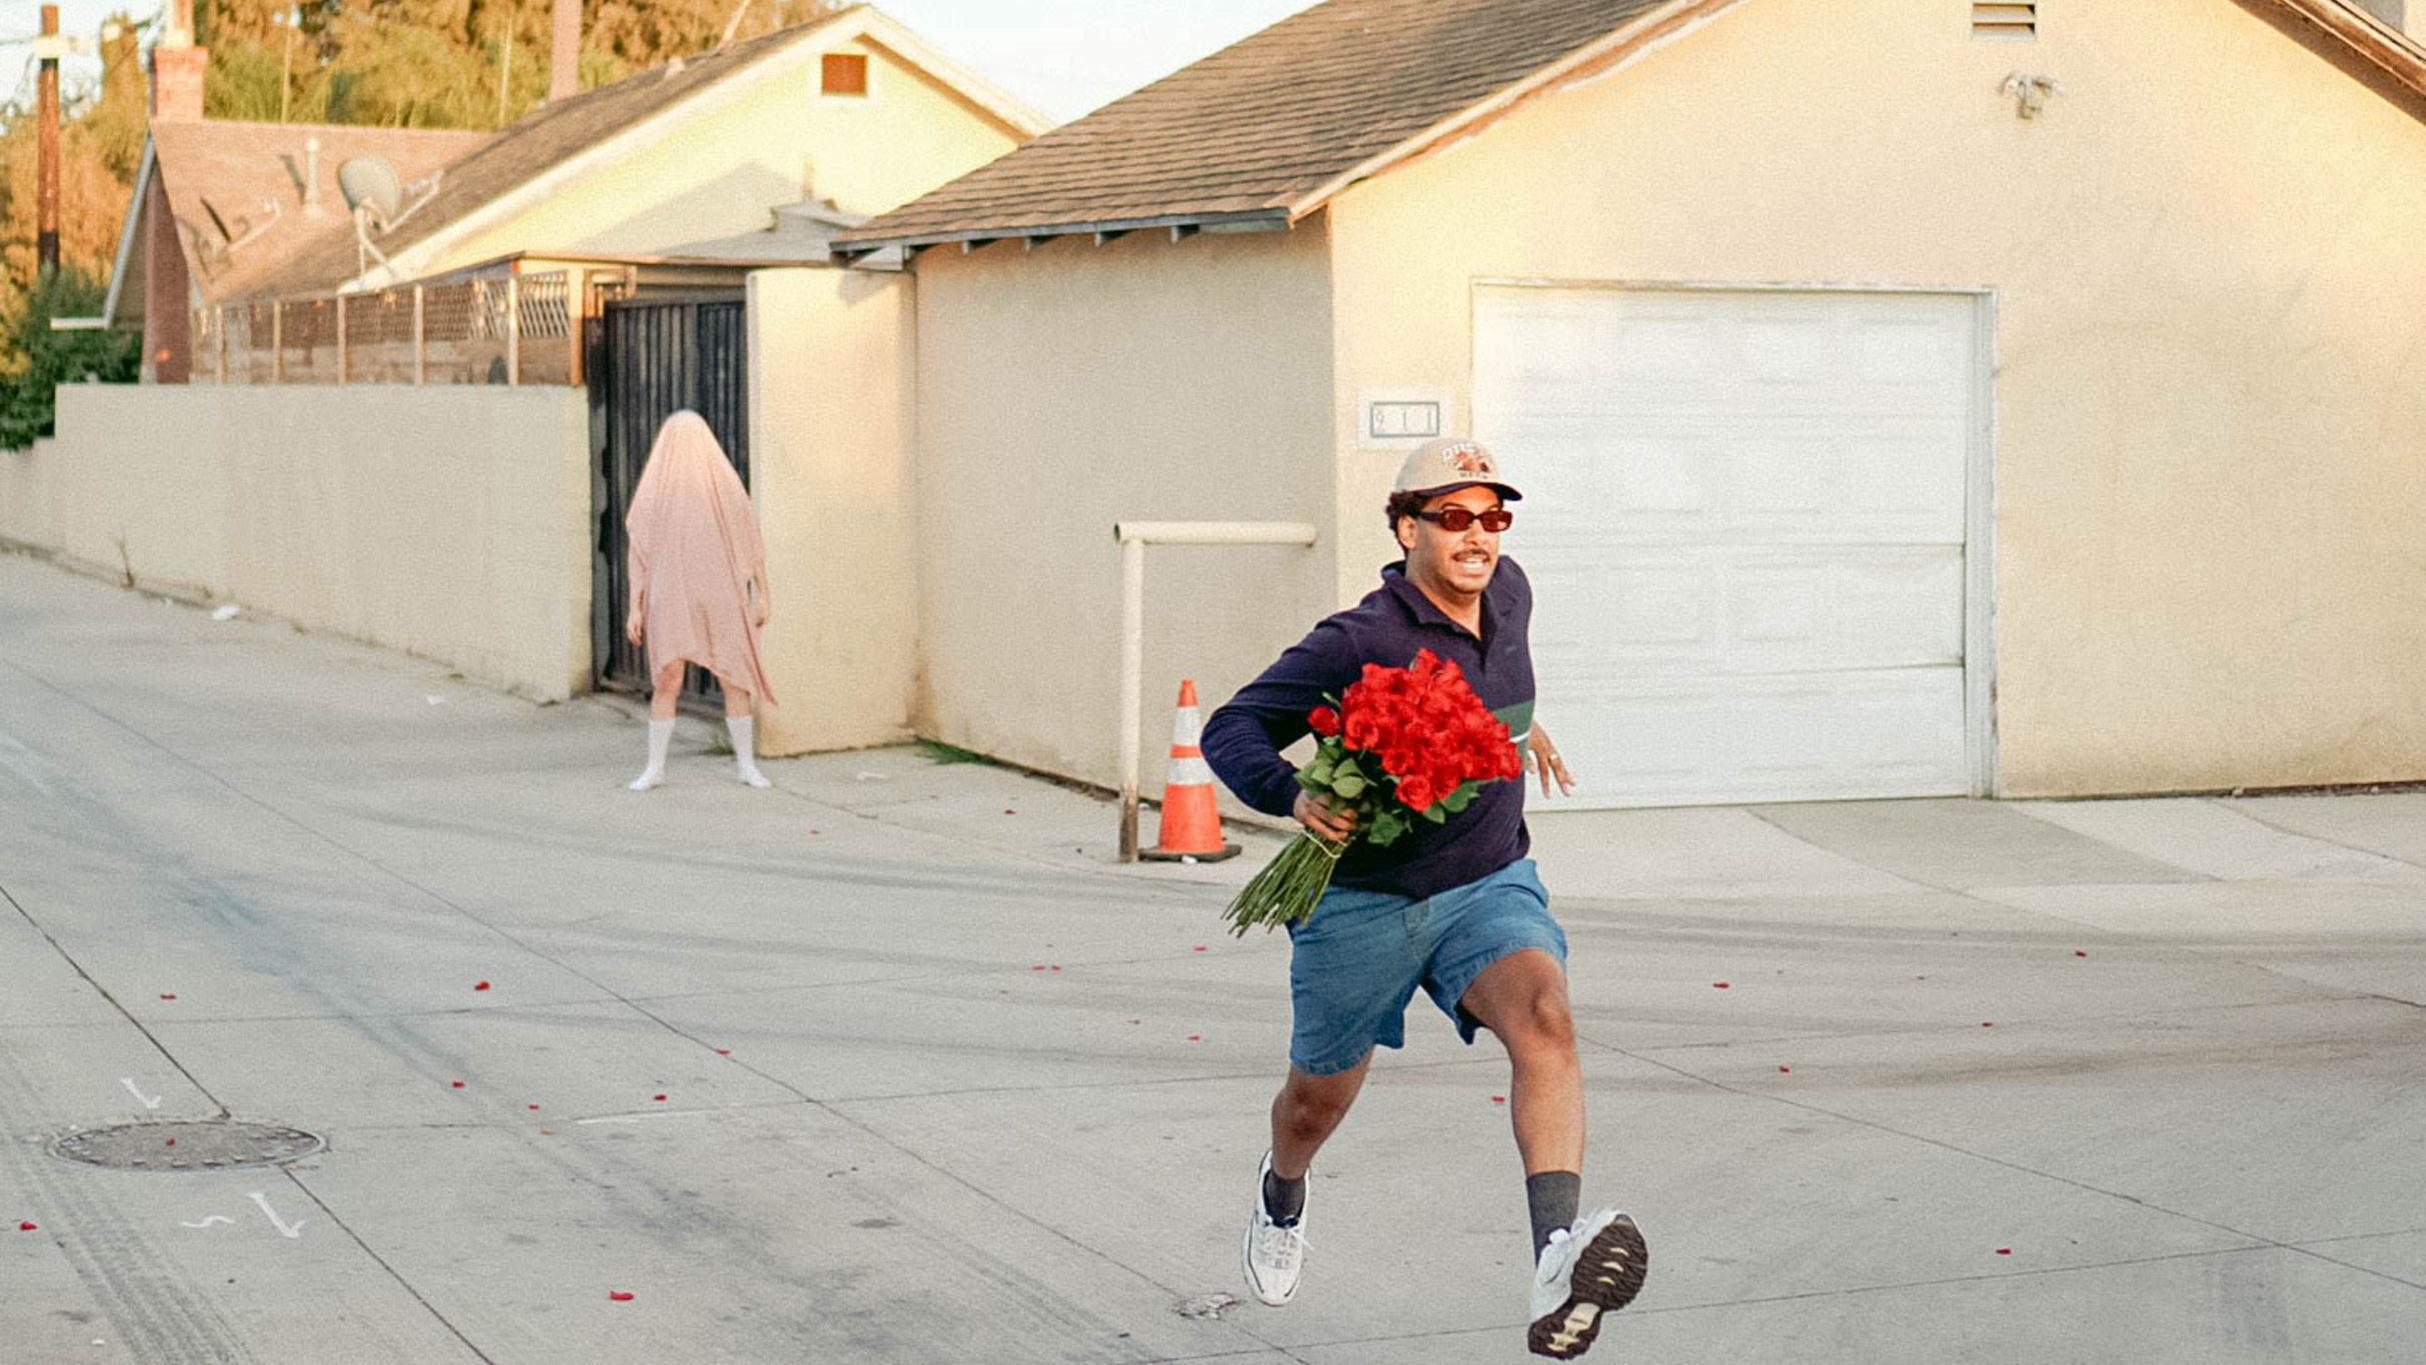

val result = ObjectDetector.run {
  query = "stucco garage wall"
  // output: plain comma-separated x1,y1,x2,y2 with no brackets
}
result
3,384,591,700
746,267,918,754
912,226,1335,790
1322,0,2426,796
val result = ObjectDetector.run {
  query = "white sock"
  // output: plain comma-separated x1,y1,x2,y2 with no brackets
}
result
629,718,674,790
728,716,770,787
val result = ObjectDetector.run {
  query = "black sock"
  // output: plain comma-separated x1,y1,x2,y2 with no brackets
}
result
1262,1166,1306,1225
1527,1171,1582,1257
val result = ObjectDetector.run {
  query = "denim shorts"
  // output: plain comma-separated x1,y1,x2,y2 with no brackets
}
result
1284,858,1567,1076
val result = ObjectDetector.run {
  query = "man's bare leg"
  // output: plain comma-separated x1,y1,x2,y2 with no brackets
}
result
1270,1052,1374,1182
1459,949,1583,1176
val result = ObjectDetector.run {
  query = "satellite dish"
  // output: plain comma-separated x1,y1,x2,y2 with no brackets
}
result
337,156,404,224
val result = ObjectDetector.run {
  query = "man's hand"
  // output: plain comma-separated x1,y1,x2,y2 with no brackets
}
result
1293,789,1359,843
625,616,644,646
1529,723,1576,798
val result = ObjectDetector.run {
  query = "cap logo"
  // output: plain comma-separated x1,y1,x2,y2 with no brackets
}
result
1441,442,1493,475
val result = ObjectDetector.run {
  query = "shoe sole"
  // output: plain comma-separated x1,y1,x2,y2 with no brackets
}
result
1527,1214,1647,1359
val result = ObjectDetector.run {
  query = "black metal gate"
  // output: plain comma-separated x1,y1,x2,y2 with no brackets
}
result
589,293,751,699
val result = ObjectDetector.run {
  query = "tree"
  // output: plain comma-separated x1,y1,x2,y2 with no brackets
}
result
0,269,139,449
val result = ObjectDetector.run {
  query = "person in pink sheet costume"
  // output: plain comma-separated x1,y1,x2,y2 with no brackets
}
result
622,410,778,790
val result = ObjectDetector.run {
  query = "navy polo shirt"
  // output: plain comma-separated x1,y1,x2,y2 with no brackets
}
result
1203,558,1536,901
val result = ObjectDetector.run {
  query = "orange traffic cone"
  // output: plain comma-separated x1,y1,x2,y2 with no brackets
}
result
1142,680,1241,863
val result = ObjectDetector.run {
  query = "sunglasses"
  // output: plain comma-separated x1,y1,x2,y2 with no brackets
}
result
1413,506,1514,533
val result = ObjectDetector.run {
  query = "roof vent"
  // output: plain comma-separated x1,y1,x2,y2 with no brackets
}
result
1971,3,2036,40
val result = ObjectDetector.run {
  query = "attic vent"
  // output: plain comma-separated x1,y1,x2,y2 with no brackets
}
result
1971,3,2036,40
822,53,868,96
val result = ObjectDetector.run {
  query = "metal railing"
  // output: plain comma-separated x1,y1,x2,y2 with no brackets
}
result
191,273,575,386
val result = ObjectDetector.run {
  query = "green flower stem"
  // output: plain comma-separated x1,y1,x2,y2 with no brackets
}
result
1222,831,1350,936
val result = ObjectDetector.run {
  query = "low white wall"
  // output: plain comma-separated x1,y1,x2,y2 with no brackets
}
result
746,267,919,754
1,383,592,701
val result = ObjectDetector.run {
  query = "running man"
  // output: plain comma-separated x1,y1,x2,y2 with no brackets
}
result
1201,437,1647,1359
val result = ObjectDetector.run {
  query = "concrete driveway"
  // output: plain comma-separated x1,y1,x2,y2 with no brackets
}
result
2,552,2422,1363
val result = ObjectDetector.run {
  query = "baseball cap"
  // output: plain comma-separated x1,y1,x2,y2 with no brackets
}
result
1392,437,1522,501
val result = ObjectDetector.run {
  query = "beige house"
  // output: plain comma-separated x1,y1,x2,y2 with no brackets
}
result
12,8,1044,735
833,0,2426,807
273,5,1046,297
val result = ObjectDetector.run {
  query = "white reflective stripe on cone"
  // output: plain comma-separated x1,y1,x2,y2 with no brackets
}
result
1170,706,1203,747
1166,755,1213,786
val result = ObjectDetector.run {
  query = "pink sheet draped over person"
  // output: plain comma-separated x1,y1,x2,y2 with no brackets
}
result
622,411,776,790
624,410,776,706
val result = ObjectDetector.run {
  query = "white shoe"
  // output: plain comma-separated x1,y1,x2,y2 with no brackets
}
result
627,768,664,791
1527,1208,1647,1359
1241,1151,1309,1307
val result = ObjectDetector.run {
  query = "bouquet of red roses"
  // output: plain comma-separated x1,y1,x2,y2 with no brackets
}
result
1222,649,1526,936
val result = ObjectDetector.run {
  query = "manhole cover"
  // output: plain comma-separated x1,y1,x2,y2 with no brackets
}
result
51,1121,324,1172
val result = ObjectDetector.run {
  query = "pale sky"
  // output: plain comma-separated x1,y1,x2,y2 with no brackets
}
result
1,1,1315,122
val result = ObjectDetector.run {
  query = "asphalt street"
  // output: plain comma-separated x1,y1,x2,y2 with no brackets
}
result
2,550,2423,1363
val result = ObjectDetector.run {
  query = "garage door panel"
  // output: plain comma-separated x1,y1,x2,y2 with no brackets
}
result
1565,671,1969,805
1475,286,1981,808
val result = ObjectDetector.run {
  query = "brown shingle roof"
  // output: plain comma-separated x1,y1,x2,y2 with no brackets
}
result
149,121,491,305
835,0,1675,248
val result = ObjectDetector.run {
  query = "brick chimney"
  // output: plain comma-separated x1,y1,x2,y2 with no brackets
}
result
150,0,207,122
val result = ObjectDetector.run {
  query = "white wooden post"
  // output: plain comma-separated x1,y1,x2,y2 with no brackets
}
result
1109,521,1320,861
505,274,520,386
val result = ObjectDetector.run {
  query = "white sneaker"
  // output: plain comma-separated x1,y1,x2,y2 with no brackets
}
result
1527,1208,1647,1358
1241,1151,1309,1307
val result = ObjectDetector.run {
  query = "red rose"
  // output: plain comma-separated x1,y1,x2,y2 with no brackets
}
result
1307,706,1341,737
1343,711,1381,749
1397,773,1439,811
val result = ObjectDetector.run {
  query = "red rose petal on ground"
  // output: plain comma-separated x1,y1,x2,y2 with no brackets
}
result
1049,965,1061,972
474,981,491,991
18,1222,35,1231
1779,1066,1792,1073
1004,809,1015,815
1713,981,1730,989
159,994,176,1000
715,1048,730,1056
1982,1021,1994,1028
1031,964,1046,971
1491,1095,1506,1104
1192,945,1207,952
528,1103,540,1110
653,1094,667,1102
165,1138,175,1147
608,1291,634,1302
1186,1035,1201,1042
1996,1248,2011,1256
450,1081,465,1089
2075,950,2088,958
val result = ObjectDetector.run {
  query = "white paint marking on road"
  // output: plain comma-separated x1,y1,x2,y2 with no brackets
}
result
178,1216,236,1229
248,1192,305,1239
0,735,54,795
573,1107,722,1125
120,1078,163,1110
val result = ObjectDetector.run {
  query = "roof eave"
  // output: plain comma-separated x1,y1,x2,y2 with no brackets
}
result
2242,0,2426,102
100,140,155,327
830,208,1290,260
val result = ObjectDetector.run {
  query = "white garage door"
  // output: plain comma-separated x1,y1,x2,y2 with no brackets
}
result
1473,286,1984,808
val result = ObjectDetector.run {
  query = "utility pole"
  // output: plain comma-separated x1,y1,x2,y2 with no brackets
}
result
36,4,61,280
549,0,579,103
